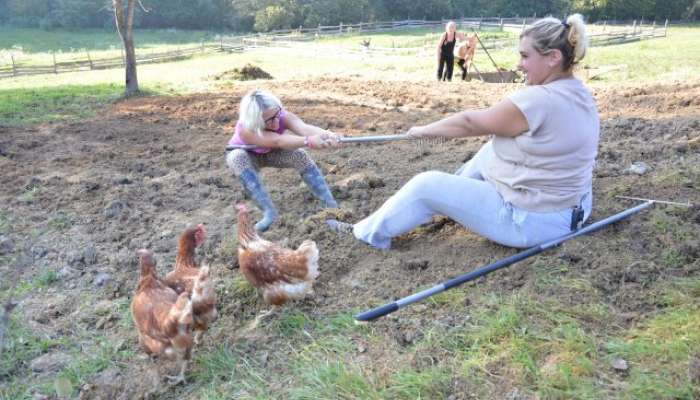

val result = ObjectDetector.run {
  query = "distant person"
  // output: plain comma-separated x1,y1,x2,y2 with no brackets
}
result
226,89,340,232
328,15,599,250
456,34,477,81
436,21,466,81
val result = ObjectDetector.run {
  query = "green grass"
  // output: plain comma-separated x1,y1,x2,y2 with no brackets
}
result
0,27,219,53
0,315,64,400
192,344,271,399
605,306,700,399
0,83,123,126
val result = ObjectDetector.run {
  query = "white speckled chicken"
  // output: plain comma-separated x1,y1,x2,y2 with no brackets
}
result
236,203,319,319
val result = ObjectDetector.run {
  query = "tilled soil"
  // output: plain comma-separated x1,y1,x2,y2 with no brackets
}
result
1,78,698,398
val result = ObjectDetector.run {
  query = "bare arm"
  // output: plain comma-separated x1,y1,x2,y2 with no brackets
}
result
284,111,334,138
407,99,529,139
239,112,338,149
239,128,306,150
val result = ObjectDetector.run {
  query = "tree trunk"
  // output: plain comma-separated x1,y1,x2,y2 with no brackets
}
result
113,0,138,96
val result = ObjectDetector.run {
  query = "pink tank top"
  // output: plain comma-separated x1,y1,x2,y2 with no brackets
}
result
228,109,287,154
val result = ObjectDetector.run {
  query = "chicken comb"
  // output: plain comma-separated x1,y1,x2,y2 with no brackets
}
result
235,203,247,212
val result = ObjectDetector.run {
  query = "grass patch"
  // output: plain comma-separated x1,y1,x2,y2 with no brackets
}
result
383,367,453,399
0,83,123,126
34,268,58,287
47,212,71,232
48,338,128,398
288,358,380,400
192,344,271,399
605,306,700,399
0,315,63,400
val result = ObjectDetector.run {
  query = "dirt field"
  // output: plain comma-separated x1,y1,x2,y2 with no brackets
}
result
1,77,699,398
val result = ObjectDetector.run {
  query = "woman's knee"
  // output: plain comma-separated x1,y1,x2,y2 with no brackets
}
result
226,149,253,176
291,149,316,171
404,171,449,194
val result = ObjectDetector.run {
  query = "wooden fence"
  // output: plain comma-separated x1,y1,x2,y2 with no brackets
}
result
0,42,242,79
0,17,669,79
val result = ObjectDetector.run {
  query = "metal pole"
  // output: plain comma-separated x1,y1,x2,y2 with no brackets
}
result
471,30,505,82
225,134,412,151
355,201,655,322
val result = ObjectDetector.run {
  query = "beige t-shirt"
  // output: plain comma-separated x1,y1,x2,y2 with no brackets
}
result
481,78,599,212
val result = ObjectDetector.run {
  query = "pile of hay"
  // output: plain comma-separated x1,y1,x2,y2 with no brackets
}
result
215,64,273,81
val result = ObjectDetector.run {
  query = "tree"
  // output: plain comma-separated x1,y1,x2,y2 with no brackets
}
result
113,0,138,96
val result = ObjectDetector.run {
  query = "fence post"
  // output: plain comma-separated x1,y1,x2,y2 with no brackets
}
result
651,20,656,36
664,19,668,36
11,54,16,76
86,51,93,70
603,20,607,32
52,52,57,74
339,22,343,34
632,20,636,35
521,18,526,32
499,18,504,31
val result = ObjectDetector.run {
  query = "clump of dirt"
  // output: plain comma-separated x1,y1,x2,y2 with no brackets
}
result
215,64,273,81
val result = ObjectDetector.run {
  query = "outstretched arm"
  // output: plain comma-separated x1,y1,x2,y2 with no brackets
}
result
407,99,528,139
284,111,335,138
239,125,333,150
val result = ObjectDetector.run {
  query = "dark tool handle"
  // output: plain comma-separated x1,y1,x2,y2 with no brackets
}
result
355,303,399,322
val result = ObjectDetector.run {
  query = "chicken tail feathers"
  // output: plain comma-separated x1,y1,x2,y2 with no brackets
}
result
297,240,320,280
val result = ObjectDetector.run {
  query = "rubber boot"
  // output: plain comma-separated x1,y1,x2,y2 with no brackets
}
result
239,169,277,232
325,219,353,236
300,165,338,208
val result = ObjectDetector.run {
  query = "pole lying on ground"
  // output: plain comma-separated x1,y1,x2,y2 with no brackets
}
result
355,200,655,322
225,134,411,151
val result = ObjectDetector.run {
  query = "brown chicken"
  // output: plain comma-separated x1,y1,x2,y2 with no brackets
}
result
162,224,216,342
163,224,207,295
131,249,194,384
236,203,319,325
190,264,218,343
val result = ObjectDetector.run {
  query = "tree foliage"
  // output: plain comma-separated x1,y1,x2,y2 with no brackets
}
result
0,0,696,32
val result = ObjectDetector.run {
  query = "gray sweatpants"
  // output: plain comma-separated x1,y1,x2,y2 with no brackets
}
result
353,141,592,249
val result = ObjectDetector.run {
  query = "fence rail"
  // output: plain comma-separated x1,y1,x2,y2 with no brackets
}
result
0,17,669,79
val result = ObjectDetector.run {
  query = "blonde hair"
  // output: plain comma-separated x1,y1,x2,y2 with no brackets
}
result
239,89,282,136
520,14,588,71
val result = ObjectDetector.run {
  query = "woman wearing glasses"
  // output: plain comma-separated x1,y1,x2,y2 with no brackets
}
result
226,89,340,232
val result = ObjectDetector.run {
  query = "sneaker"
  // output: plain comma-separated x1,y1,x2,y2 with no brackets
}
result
325,219,353,236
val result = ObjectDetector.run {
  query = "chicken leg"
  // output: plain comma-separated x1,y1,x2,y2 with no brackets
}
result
165,359,188,385
244,306,280,332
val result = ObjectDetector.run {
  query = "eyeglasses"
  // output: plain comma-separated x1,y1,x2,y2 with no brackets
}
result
264,108,281,124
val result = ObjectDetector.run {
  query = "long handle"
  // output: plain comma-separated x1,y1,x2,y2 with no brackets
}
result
471,30,506,83
355,201,654,322
225,134,411,151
